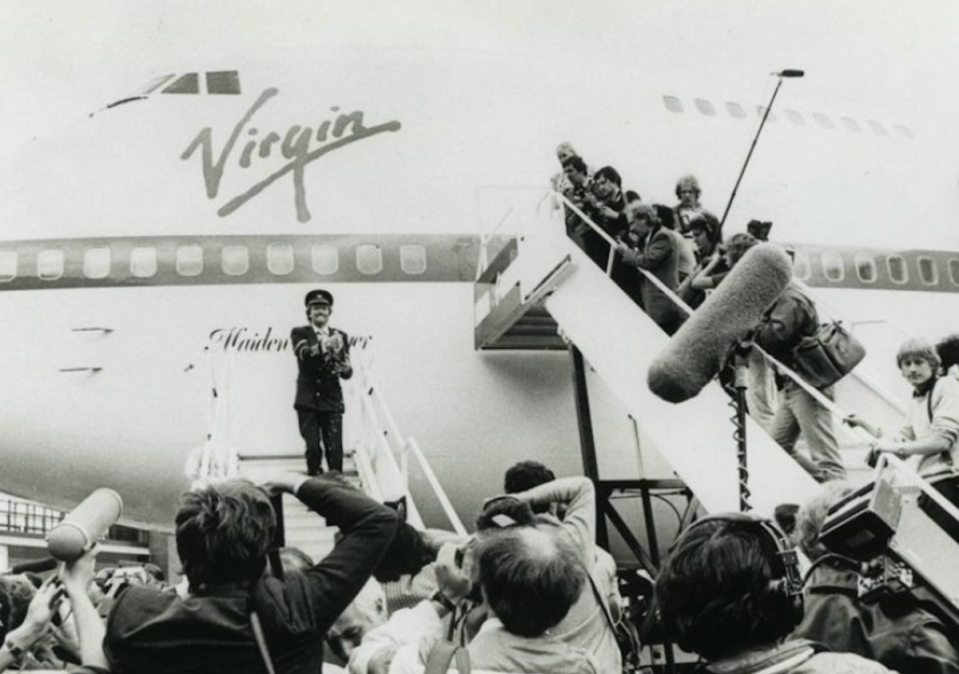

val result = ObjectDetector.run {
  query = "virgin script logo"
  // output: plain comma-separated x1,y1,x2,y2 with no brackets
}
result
182,88,401,222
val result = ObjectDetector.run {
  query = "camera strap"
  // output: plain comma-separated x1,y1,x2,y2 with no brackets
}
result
250,611,277,674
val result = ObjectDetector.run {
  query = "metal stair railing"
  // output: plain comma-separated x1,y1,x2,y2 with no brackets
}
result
348,347,467,536
545,190,885,449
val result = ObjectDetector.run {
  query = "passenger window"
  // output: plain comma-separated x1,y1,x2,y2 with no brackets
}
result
222,246,249,276
267,243,294,276
663,96,684,113
0,250,17,282
130,247,157,278
840,117,861,133
949,259,959,286
176,245,204,277
163,73,199,94
784,109,806,126
725,102,746,119
400,245,427,275
812,113,834,130
38,250,64,280
84,248,111,279
312,245,338,275
694,99,717,116
886,255,908,284
893,124,914,139
755,106,777,122
918,257,938,285
356,245,383,275
792,251,811,280
854,254,876,283
867,120,888,136
821,251,844,281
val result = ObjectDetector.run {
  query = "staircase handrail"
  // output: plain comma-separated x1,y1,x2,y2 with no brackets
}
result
548,190,876,446
351,350,467,535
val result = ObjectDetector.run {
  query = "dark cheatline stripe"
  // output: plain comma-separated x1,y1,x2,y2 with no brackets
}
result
0,234,516,291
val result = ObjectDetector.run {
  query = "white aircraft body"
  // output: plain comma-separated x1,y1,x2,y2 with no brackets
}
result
1,0,958,533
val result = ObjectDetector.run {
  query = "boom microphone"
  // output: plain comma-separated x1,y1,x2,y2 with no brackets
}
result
47,488,123,562
648,243,793,403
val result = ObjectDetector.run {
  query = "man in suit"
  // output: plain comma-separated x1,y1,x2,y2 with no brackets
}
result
615,202,682,335
291,289,353,475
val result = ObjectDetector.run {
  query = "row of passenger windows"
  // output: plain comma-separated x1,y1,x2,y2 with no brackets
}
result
0,244,429,282
793,251,959,287
662,96,914,138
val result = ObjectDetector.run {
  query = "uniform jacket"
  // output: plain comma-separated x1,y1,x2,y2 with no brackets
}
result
291,325,353,413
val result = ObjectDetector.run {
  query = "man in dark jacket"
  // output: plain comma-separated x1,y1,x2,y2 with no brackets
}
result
104,474,398,674
291,289,353,474
753,283,845,482
615,202,681,334
793,482,959,673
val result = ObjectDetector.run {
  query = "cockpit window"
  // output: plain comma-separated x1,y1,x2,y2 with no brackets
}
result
206,71,241,95
163,74,199,95
141,74,176,95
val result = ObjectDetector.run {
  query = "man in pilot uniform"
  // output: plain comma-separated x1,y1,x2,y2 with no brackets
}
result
291,289,353,475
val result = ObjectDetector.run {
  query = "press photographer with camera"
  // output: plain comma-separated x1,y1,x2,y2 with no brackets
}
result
102,473,397,674
792,482,959,674
656,513,894,674
350,527,596,674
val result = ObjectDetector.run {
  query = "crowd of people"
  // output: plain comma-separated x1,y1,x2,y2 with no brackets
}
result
551,140,959,505
550,140,848,484
2,455,957,673
0,144,955,673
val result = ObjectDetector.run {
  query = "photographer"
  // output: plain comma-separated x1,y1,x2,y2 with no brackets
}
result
103,473,397,674
656,513,893,673
503,476,622,674
793,482,959,674
350,529,596,674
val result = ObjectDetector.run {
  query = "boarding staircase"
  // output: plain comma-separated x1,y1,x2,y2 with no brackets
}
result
473,190,959,625
195,345,466,566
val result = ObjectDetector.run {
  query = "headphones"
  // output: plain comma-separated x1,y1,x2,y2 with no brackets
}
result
682,512,804,629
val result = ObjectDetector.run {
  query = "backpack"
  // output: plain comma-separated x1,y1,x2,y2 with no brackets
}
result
791,321,866,388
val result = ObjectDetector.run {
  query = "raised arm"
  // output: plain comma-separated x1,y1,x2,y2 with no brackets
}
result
258,473,398,632
511,476,596,559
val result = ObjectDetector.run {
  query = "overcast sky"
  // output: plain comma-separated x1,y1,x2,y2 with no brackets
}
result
3,0,957,146
2,0,958,246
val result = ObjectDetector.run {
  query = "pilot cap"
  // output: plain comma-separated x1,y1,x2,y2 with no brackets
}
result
304,289,333,307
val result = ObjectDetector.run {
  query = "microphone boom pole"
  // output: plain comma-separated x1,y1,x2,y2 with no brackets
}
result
718,69,804,234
